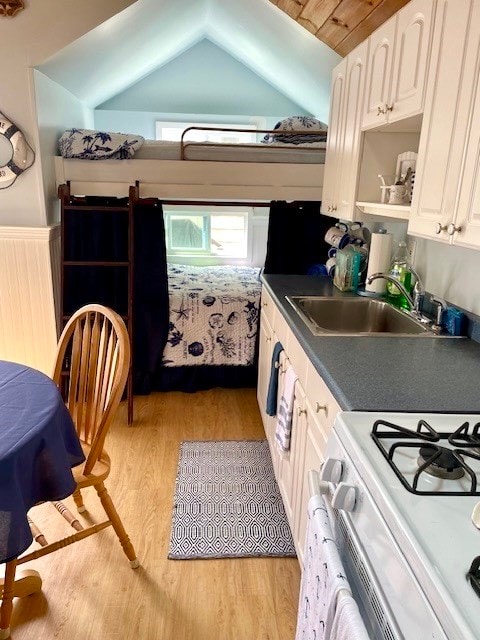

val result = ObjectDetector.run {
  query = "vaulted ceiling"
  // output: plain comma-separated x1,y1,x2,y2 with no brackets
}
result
270,0,411,56
37,0,410,118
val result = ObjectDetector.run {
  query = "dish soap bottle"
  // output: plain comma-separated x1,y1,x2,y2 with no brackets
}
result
386,241,412,309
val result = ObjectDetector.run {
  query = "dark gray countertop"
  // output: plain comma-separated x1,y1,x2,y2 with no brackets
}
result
262,274,480,413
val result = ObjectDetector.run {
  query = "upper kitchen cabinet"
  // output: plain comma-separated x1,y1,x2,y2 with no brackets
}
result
408,0,480,249
321,40,368,221
321,57,347,217
362,0,434,131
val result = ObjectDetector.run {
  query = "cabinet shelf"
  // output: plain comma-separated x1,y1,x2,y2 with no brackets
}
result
356,201,410,220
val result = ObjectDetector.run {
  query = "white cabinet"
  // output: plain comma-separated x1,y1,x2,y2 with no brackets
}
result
277,379,307,530
321,40,368,221
321,57,347,217
362,0,434,130
257,291,341,562
449,4,480,249
408,0,480,249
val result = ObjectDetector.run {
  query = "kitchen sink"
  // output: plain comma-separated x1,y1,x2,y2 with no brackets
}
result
285,295,437,336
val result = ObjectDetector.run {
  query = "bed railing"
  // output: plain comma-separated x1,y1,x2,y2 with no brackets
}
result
179,126,327,160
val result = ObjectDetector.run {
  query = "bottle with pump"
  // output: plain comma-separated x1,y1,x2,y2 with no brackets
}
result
386,241,412,309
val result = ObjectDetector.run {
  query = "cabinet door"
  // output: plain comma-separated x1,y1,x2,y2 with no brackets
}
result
408,0,472,240
362,16,396,130
389,0,434,123
337,40,368,221
321,57,347,216
277,379,306,538
453,3,480,249
294,401,326,567
257,313,274,432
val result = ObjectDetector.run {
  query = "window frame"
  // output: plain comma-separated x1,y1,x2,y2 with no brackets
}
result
164,206,253,265
155,121,258,144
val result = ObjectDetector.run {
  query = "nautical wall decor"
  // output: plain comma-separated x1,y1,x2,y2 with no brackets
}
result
0,1,25,17
0,112,35,189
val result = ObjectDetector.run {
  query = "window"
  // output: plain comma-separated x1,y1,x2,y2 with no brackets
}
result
165,209,249,259
155,121,257,144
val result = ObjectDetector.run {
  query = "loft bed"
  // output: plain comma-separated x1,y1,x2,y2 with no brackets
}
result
56,122,327,396
54,126,326,201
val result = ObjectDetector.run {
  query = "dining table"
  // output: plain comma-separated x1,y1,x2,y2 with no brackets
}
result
0,359,84,617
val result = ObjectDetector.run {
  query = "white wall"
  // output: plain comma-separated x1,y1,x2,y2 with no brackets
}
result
414,238,480,316
96,39,311,118
0,0,135,226
34,71,93,225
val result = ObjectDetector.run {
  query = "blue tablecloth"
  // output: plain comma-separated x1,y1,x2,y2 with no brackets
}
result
0,360,85,563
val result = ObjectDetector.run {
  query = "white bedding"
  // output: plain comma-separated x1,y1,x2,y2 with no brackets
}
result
163,265,262,367
135,139,326,164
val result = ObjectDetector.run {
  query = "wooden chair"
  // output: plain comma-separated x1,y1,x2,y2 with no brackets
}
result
0,304,138,639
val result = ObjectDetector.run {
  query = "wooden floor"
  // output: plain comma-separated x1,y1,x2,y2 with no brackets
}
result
8,388,301,640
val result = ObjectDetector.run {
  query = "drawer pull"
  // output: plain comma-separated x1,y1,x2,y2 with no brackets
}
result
385,104,394,112
315,402,327,413
297,407,307,417
377,105,386,116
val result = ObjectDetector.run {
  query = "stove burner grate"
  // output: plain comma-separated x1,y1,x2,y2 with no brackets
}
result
371,419,480,496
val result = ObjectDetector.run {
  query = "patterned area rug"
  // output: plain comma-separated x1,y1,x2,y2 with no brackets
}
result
168,440,296,559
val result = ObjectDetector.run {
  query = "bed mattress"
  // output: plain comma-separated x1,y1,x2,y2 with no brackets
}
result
135,140,326,164
163,264,262,367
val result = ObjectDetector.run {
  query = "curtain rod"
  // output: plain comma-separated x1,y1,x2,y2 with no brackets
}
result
159,199,272,207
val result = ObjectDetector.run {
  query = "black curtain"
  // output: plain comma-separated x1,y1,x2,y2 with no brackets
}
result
133,200,169,394
263,201,332,274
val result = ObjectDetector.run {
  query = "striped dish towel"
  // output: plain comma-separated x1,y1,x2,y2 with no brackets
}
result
275,365,298,453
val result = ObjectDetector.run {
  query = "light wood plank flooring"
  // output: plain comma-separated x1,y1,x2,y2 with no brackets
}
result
7,388,301,640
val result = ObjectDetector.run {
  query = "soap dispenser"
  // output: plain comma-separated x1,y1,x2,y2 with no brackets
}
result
386,241,412,309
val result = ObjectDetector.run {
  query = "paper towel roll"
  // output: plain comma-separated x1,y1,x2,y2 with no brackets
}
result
365,232,393,293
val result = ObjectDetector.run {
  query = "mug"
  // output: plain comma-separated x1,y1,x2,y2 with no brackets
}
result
326,257,336,277
350,222,371,245
325,226,351,249
388,184,409,205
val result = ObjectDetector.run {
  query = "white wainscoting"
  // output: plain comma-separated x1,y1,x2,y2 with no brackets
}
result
0,225,60,375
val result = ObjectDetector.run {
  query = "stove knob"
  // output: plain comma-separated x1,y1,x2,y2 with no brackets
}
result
331,483,356,512
320,457,344,484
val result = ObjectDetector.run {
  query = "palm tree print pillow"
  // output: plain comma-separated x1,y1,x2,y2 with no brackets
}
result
59,129,145,160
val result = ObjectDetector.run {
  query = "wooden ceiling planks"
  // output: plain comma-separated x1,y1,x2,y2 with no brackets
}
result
269,0,411,56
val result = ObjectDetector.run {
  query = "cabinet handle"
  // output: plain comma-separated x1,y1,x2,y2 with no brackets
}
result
297,407,307,417
447,223,462,236
261,301,268,308
327,205,332,212
266,336,272,343
315,402,327,413
435,223,448,235
377,105,386,116
331,205,337,212
385,104,394,112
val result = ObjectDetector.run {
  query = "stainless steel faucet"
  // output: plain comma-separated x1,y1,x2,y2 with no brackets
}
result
430,295,448,333
409,267,425,314
365,272,415,310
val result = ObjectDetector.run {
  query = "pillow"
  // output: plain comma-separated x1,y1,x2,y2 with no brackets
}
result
261,116,328,145
59,129,145,160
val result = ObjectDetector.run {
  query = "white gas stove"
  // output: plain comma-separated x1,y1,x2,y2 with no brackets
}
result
323,412,480,640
